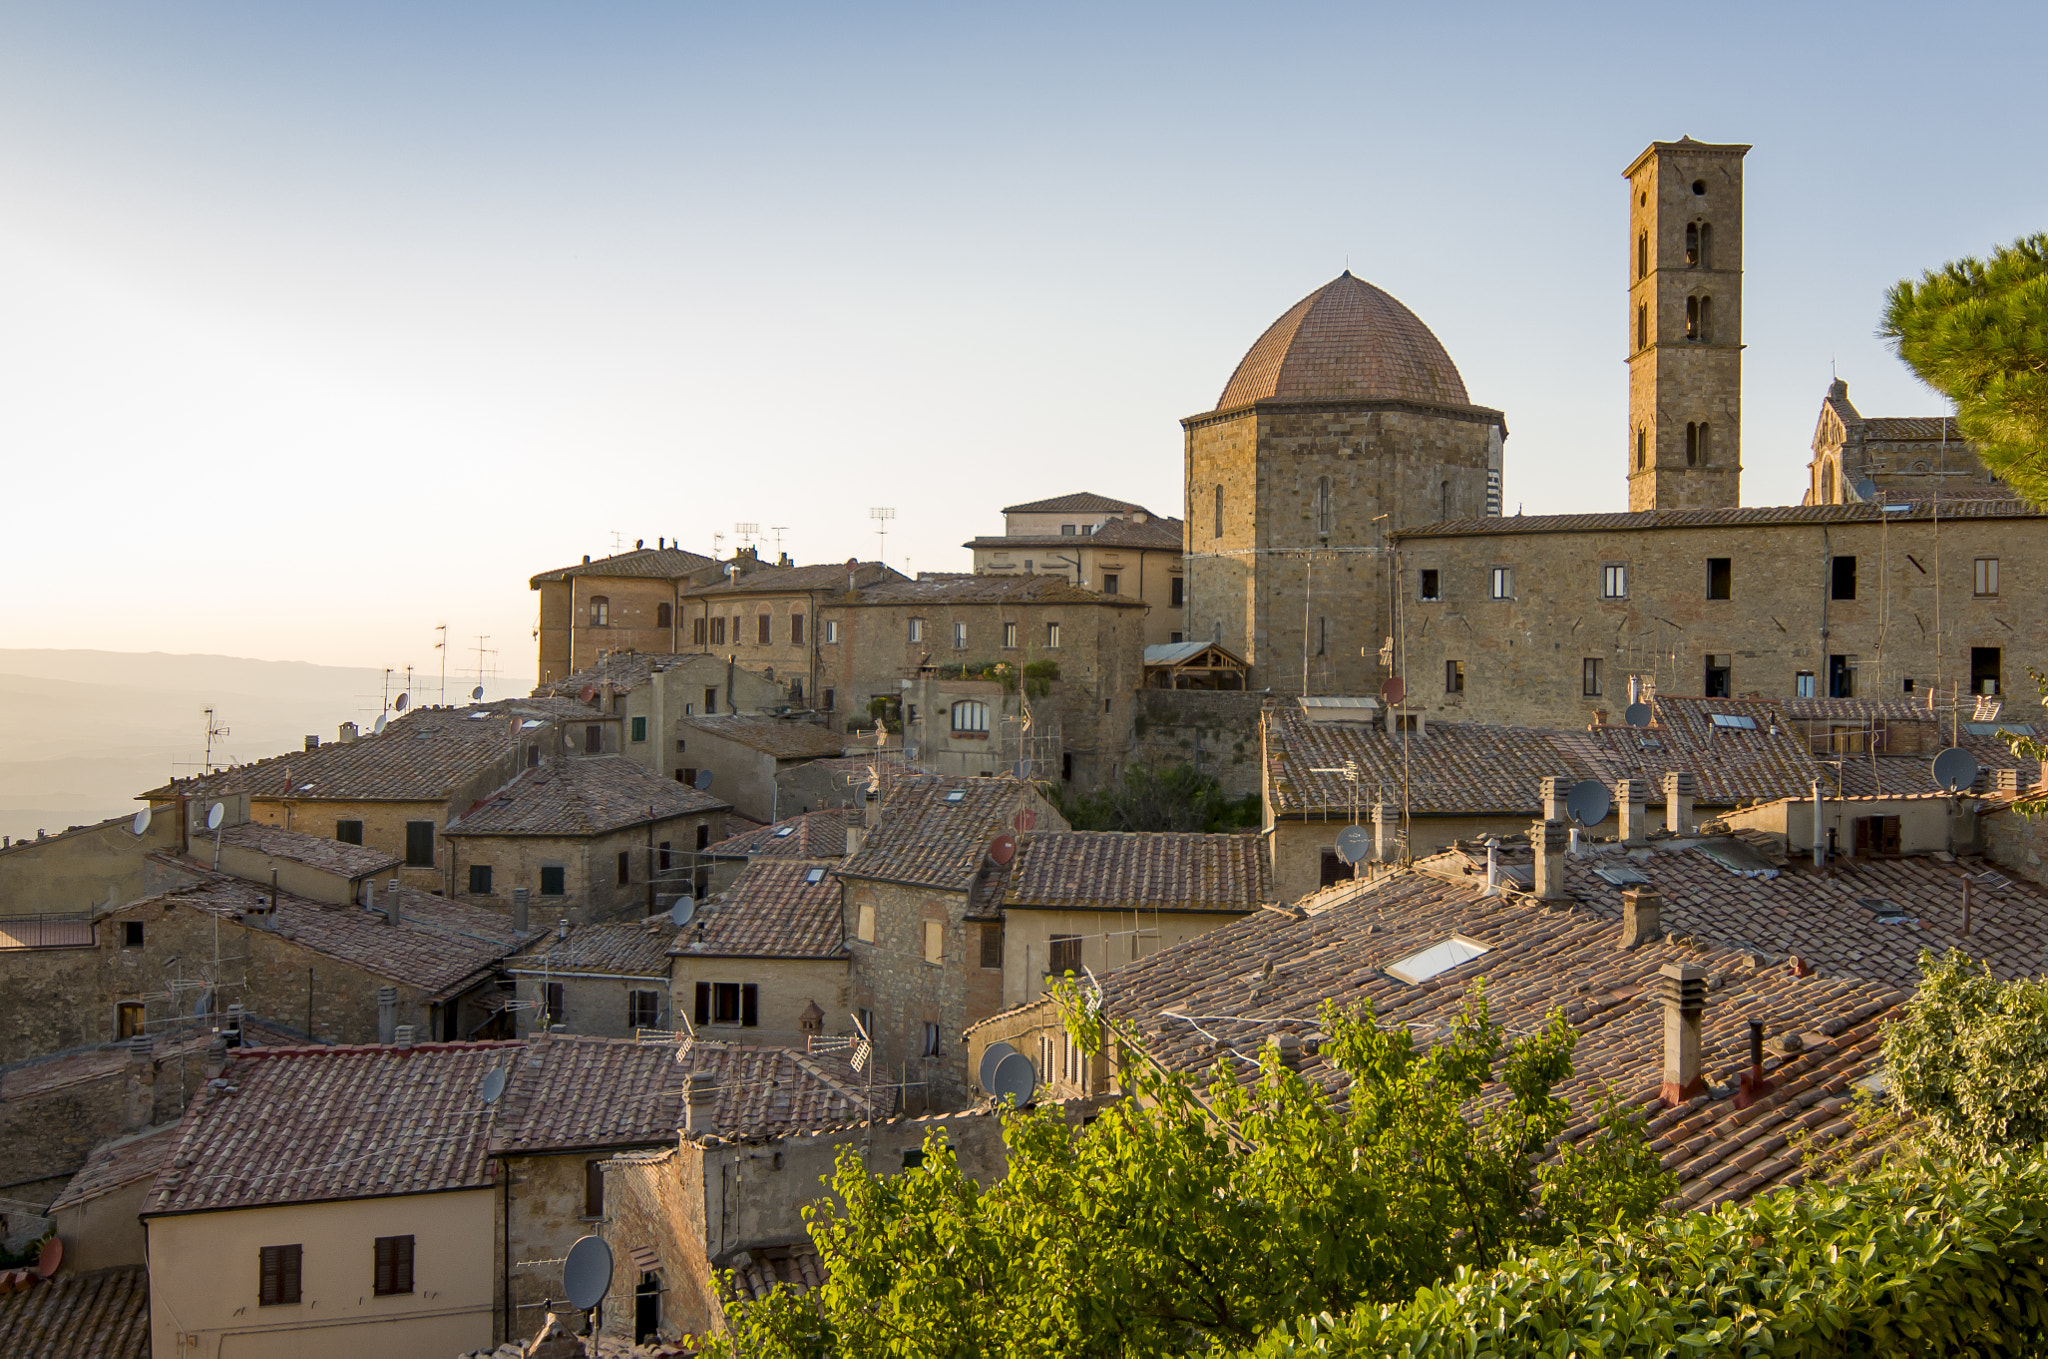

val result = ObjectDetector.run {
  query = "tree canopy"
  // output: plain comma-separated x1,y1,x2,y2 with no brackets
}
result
1053,762,1261,834
1881,233,2048,504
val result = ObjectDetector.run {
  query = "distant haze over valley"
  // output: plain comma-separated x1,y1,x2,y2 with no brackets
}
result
0,650,524,843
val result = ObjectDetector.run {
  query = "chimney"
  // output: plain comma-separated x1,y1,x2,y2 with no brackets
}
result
1994,767,2022,794
512,886,530,933
1662,772,1695,836
393,1024,415,1050
1658,963,1707,1105
203,1036,229,1081
1616,779,1651,844
1619,886,1663,949
303,735,319,751
1372,803,1396,862
338,721,358,744
377,987,398,1044
225,1002,244,1047
864,789,881,831
123,1036,156,1132
558,918,570,942
1539,776,1570,824
684,1070,720,1136
1530,819,1568,899
385,878,401,927
844,824,866,857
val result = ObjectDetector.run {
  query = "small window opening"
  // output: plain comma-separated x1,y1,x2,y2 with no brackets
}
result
1386,935,1490,985
1704,654,1731,698
1445,659,1464,693
1419,569,1440,601
1691,179,1706,195
1706,557,1731,600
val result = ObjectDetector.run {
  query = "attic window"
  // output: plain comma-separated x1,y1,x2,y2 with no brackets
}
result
773,826,795,838
1385,935,1490,985
804,867,826,885
943,790,965,803
1592,864,1651,887
1708,713,1757,730
1968,722,2033,736
1857,897,1913,924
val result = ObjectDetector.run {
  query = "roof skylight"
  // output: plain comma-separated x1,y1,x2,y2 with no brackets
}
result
1385,935,1490,985
804,867,826,885
1709,713,1758,730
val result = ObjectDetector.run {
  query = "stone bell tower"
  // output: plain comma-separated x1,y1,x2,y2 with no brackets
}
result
1626,138,1747,511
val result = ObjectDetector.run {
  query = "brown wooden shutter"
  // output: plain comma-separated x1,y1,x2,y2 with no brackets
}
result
261,1243,301,1305
741,984,759,1028
374,1236,394,1295
585,1159,605,1217
393,1235,414,1294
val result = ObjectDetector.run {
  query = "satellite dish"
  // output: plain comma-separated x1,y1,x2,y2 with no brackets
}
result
668,895,696,927
34,1236,62,1279
1854,477,1879,501
471,685,485,702
480,1068,508,1105
978,1042,1019,1094
1932,746,1979,793
192,988,213,1018
990,1051,1037,1107
693,769,714,791
206,802,225,831
373,714,389,736
1564,779,1612,827
132,807,152,837
562,1235,613,1312
1334,825,1372,865
1379,677,1406,706
989,833,1016,865
579,685,597,704
1624,702,1653,728
394,693,409,713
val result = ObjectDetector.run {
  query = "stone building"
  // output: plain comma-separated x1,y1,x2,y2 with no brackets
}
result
531,543,723,686
505,916,680,1038
1181,269,1507,698
442,754,730,926
674,715,856,823
45,1121,180,1274
536,651,789,782
679,559,906,708
669,859,853,1049
964,492,1187,647
1805,379,1996,505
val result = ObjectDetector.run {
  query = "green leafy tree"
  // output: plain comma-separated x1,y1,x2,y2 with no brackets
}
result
1881,233,2048,504
1884,947,2048,1157
1054,762,1261,834
696,981,1673,1358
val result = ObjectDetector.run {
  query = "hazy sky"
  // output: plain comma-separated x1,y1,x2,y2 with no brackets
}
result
4,3,2043,681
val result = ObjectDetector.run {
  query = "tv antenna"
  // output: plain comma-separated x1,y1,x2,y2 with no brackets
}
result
434,624,448,708
735,522,760,552
608,530,626,551
769,526,788,560
870,506,895,561
472,636,496,698
202,708,231,774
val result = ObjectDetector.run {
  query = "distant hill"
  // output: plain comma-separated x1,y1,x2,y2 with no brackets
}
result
0,650,521,843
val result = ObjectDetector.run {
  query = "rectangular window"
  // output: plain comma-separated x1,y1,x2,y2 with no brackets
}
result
1213,485,1223,539
823,688,835,712
404,821,434,868
1831,555,1857,600
1601,564,1627,599
526,744,540,768
710,617,726,645
908,618,924,643
696,824,710,850
1061,524,1077,536
631,715,647,743
467,864,492,895
544,981,565,1024
123,920,145,948
1445,659,1464,693
923,919,943,965
373,1235,415,1297
1976,557,1999,597
117,1001,144,1039
1582,657,1603,697
1489,566,1513,600
1828,654,1856,699
1102,573,1119,595
1704,654,1731,697
1048,934,1082,975
758,615,771,645
1419,569,1441,601
1002,622,1017,649
617,850,631,886
1706,558,1732,600
539,864,566,895
1170,577,1184,608
658,841,671,871
692,618,706,645
585,1159,605,1217
704,687,718,714
922,1022,941,1057
1973,646,2002,696
336,820,363,845
584,725,602,754
952,622,967,649
791,613,804,643
1796,670,1816,698
703,982,759,1026
979,923,1002,969
1320,851,1350,888
259,1244,302,1306
628,990,660,1029
1045,622,1060,648
856,902,875,941
823,620,841,644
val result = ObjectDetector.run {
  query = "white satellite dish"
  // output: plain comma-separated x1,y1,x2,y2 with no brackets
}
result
480,1067,508,1105
132,807,152,837
562,1235,613,1312
373,713,389,736
206,802,225,831
668,895,695,927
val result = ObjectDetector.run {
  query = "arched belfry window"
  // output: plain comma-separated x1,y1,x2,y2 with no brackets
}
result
1698,222,1712,269
1699,295,1712,342
1697,421,1710,464
1687,296,1714,341
1315,476,1332,537
1635,428,1647,471
1686,423,1699,466
1637,231,1648,279
1685,223,1700,266
1637,304,1648,351
1213,484,1223,539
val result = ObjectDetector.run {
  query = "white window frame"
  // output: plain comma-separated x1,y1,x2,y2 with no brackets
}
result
1489,566,1513,600
908,617,924,642
1602,563,1627,599
823,619,840,644
1976,557,1999,597
1002,622,1018,649
952,622,967,650
1045,622,1061,649
951,699,990,734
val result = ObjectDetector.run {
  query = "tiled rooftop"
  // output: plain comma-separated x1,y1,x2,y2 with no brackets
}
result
1863,415,1966,442
728,1245,827,1302
0,1265,150,1358
146,1043,516,1215
510,916,679,978
838,776,1061,892
1394,492,2042,540
530,546,716,586
678,715,851,760
703,808,859,860
1004,831,1270,913
845,575,1146,609
490,1034,692,1154
673,860,847,959
682,561,904,599
215,820,402,877
48,1124,180,1213
1001,492,1156,516
0,1021,306,1104
1213,272,1473,412
965,516,1184,552
1555,697,1822,807
447,756,728,838
682,1041,893,1141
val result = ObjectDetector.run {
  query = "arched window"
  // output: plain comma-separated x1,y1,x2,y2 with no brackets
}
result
1315,476,1331,537
1636,304,1648,351
1686,422,1699,466
1697,421,1710,464
656,602,672,628
950,700,989,734
1635,428,1646,470
1637,231,1647,279
1686,296,1699,340
1213,484,1224,539
1699,295,1713,342
1698,222,1712,269
589,596,610,626
1685,222,1700,266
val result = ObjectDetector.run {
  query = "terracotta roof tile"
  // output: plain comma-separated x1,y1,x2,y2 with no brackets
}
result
838,777,1062,892
684,1042,891,1141
1863,416,1964,441
48,1125,180,1213
729,1245,828,1301
1000,493,1156,516
510,918,679,978
1395,493,2041,539
446,756,727,838
1214,272,1473,412
673,861,846,959
682,561,904,599
489,1034,690,1154
214,821,402,876
0,1265,150,1359
1004,831,1270,912
844,575,1144,609
965,517,1184,552
704,808,858,860
145,1043,515,1215
530,547,715,586
678,716,851,760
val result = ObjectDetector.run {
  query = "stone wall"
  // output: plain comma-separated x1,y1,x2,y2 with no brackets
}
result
504,1148,638,1339
843,879,1000,1109
450,811,727,929
0,1041,200,1196
666,956,852,1050
1132,690,1266,798
0,811,188,918
598,1146,705,1345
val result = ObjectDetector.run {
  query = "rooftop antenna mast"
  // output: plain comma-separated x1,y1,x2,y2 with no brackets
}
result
434,624,448,708
473,636,496,698
202,708,230,774
770,526,788,561
870,507,895,563
735,522,760,555
381,669,393,717
609,530,626,551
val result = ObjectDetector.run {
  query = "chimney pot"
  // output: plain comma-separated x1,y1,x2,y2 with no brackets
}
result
1372,803,1396,862
684,1070,720,1136
1658,963,1707,1105
1663,772,1696,835
393,1025,415,1049
1539,776,1571,824
844,824,866,857
203,1037,229,1081
385,879,401,927
1530,819,1569,899
377,986,398,1045
512,886,530,933
1616,779,1652,844
1619,886,1664,949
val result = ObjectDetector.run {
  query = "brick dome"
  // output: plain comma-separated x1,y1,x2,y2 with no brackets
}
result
1216,271,1469,410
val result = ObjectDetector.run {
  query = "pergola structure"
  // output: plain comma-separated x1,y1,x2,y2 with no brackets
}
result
1143,641,1249,690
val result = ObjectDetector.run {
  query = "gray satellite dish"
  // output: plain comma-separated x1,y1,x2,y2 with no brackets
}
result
1334,825,1372,865
978,1041,1019,1093
394,693,409,713
990,1052,1037,1107
471,685,485,701
1853,476,1879,501
206,802,225,831
373,713,389,736
668,895,695,927
132,807,152,837
1623,702,1653,728
562,1235,613,1312
1564,780,1612,827
192,988,212,1018
480,1067,508,1105
1932,746,1979,793
693,769,714,791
